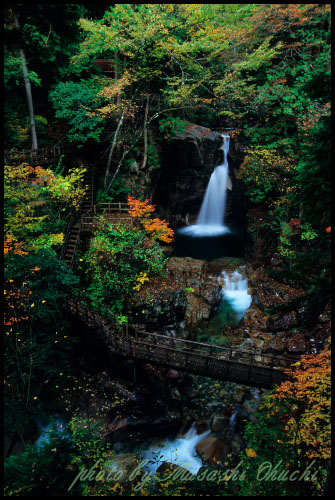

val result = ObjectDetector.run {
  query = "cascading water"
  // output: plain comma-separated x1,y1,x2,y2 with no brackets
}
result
143,424,211,476
219,269,252,323
179,134,231,237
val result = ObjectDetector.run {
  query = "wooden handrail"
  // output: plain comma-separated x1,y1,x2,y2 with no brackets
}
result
67,296,300,384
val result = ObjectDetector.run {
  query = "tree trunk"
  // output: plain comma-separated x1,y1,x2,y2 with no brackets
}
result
141,95,149,170
114,51,121,107
104,111,125,188
14,13,38,150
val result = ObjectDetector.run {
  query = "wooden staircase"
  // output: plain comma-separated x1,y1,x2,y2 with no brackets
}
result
61,162,95,267
63,221,81,267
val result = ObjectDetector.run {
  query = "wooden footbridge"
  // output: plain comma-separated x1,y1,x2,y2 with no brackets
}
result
62,162,299,388
68,297,298,389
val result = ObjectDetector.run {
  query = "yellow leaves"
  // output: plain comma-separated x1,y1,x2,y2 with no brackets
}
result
245,448,257,458
266,341,331,461
133,272,150,291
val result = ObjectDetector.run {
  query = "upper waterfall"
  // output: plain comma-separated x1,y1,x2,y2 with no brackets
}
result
178,133,231,237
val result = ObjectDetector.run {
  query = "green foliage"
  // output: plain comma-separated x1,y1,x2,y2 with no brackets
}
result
4,249,79,433
96,176,131,204
82,220,168,319
237,147,296,203
158,117,187,140
147,143,161,170
49,78,106,144
4,423,78,497
5,164,86,251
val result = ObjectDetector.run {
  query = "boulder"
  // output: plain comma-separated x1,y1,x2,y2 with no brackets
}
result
171,387,182,401
268,338,286,353
195,419,210,435
233,391,247,403
238,339,256,351
268,311,299,331
195,436,230,467
166,368,181,381
243,306,269,331
103,453,140,484
231,434,244,455
285,332,306,353
211,414,230,433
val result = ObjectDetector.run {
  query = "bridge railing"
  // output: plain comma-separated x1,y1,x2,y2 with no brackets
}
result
68,297,299,372
81,214,133,231
4,146,63,166
96,202,130,213
125,328,299,370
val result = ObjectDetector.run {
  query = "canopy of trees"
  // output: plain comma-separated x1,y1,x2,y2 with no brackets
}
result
4,4,331,497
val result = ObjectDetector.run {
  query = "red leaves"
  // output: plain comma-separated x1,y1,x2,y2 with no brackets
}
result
326,226,331,233
290,218,302,233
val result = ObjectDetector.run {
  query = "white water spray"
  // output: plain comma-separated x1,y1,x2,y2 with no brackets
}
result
179,134,231,237
219,269,252,322
143,424,211,476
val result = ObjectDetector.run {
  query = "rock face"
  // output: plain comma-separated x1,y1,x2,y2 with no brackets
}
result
166,256,247,330
154,122,247,226
195,435,230,466
154,123,223,225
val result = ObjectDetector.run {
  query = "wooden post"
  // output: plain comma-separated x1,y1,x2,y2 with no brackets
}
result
119,201,121,212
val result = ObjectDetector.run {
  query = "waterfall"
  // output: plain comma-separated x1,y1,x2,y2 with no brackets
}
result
179,134,231,237
143,423,211,476
219,269,252,322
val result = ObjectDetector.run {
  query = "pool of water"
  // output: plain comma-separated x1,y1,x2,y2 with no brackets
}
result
173,223,245,261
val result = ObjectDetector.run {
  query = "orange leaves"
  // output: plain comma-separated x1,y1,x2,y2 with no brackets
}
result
127,196,155,219
4,281,31,326
326,226,331,233
143,218,175,243
127,196,174,243
4,236,28,256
